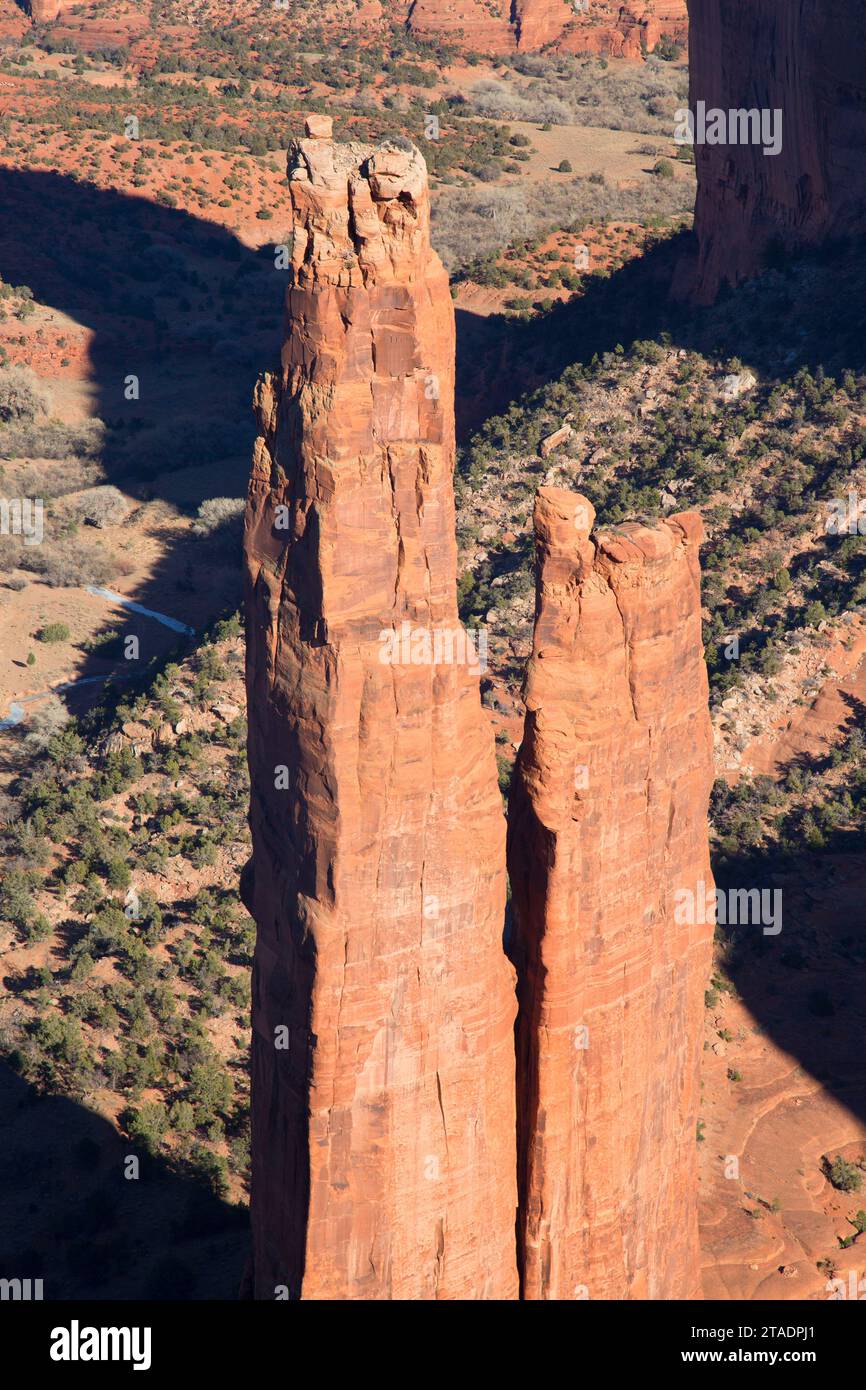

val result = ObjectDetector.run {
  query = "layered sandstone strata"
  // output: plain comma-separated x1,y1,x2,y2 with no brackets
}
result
405,0,515,54
242,119,518,1300
507,489,714,1299
685,0,866,303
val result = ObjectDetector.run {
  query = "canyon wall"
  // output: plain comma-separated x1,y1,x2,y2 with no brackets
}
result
507,489,714,1299
242,119,518,1300
405,0,516,54
406,0,687,57
686,0,866,303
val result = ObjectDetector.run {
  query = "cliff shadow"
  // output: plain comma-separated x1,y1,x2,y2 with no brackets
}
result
710,843,866,1146
0,166,286,725
4,167,865,728
455,228,866,436
0,1058,249,1299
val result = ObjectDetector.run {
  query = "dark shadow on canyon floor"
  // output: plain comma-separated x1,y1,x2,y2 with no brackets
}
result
710,838,866,1141
0,1060,249,1298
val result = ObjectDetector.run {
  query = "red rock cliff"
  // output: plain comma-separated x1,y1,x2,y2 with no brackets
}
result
406,0,687,56
685,0,866,303
507,489,714,1299
406,0,516,54
242,119,518,1300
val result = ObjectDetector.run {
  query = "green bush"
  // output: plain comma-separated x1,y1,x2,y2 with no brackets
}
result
36,622,70,643
824,1155,863,1193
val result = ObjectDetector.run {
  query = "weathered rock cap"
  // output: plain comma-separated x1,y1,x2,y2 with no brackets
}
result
535,486,596,542
534,488,706,585
304,113,333,140
366,140,427,202
288,116,426,205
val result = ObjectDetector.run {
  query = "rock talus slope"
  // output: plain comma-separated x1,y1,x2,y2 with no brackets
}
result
507,489,715,1299
242,120,518,1300
685,0,866,302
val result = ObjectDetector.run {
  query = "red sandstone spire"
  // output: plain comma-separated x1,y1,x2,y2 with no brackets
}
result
242,118,518,1300
507,488,715,1299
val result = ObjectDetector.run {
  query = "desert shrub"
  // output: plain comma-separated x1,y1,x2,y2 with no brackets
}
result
192,496,245,536
18,538,114,587
432,175,691,271
824,1155,863,1193
36,622,70,643
0,866,37,929
119,419,251,478
0,366,49,424
169,1100,196,1135
24,696,71,751
500,53,687,133
125,1101,169,1151
73,485,129,528
187,1059,233,1124
188,1143,230,1198
0,419,105,461
465,78,570,125
654,34,682,61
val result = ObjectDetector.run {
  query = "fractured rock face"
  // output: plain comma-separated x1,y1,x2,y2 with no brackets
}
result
684,0,866,303
243,120,518,1300
507,488,715,1299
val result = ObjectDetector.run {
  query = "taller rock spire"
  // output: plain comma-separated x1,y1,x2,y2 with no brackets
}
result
242,119,518,1300
507,489,715,1299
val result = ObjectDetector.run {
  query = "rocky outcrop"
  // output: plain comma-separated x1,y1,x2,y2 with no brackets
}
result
513,0,575,51
26,0,74,21
558,2,688,58
685,0,866,303
242,119,518,1300
507,489,714,1299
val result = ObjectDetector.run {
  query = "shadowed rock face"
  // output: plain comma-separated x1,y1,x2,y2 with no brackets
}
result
685,0,866,303
507,489,715,1300
242,120,518,1300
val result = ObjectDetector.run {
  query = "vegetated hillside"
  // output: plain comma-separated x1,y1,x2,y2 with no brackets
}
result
453,236,866,1298
0,618,252,1298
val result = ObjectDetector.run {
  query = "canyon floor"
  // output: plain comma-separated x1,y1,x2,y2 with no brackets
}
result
0,0,864,1299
